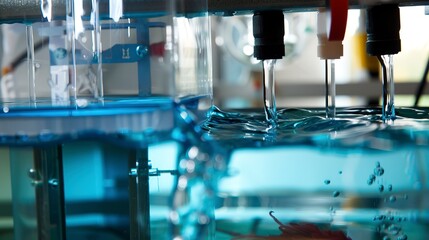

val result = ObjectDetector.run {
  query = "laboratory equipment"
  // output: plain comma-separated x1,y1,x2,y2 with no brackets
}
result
366,3,402,121
205,1,429,240
0,1,429,240
317,0,348,119
0,0,213,239
252,10,286,127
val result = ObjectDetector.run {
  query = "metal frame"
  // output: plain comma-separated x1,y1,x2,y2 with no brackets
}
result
2,0,429,23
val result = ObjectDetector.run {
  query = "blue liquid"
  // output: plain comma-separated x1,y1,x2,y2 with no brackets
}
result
203,106,429,240
2,97,223,240
2,102,429,239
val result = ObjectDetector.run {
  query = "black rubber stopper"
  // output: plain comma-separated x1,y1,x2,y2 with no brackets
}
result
253,11,285,60
366,4,401,56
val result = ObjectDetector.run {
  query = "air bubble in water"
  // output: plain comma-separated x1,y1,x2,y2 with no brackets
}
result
374,166,385,176
389,195,397,203
324,179,331,185
333,191,340,197
379,184,384,192
367,174,376,185
374,215,385,221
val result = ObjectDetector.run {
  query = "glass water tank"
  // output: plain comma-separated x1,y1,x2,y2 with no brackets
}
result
0,0,214,239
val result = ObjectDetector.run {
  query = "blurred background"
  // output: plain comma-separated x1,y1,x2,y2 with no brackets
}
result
211,7,429,108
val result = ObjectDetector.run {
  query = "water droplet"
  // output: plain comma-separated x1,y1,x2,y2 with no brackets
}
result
374,166,385,176
198,214,210,225
49,179,59,187
333,191,340,197
388,184,393,191
187,146,199,159
186,160,196,173
379,184,385,192
389,195,397,203
28,169,40,180
324,179,331,185
338,170,343,175
178,176,188,190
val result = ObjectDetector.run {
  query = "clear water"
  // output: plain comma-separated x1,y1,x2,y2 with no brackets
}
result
1,97,224,240
1,101,429,239
202,106,429,240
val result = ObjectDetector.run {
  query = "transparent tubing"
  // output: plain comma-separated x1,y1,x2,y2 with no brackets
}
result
67,0,104,103
26,25,36,104
262,59,277,127
377,55,395,121
91,0,104,100
67,0,77,102
325,59,336,119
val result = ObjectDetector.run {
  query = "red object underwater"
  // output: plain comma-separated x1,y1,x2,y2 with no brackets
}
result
219,211,352,240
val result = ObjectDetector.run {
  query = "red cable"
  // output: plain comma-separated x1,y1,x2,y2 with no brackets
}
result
327,0,348,41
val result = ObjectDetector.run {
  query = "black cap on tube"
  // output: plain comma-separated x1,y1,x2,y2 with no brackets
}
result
253,11,285,60
366,4,401,56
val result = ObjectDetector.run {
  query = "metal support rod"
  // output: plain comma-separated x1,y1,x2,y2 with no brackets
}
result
128,149,151,240
2,0,429,23
33,146,66,240
136,19,151,97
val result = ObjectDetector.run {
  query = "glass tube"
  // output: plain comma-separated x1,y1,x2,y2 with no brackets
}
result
377,55,395,121
263,59,277,127
325,59,336,119
26,25,36,104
